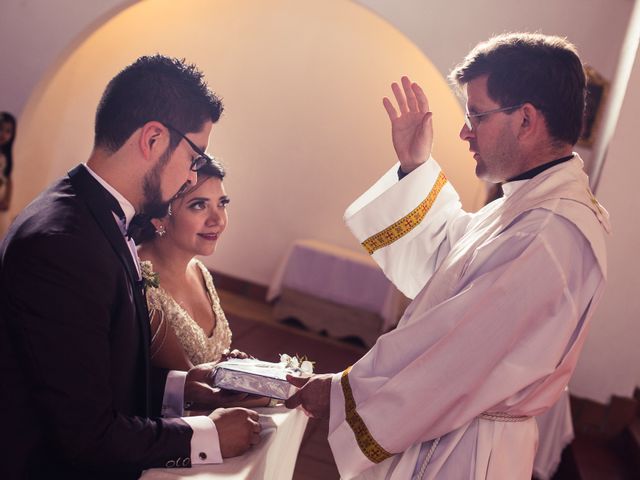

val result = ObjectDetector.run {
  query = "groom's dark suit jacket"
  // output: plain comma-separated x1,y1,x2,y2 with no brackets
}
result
0,165,192,479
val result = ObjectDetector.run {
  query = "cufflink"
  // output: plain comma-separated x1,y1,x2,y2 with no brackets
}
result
165,460,176,468
199,452,207,460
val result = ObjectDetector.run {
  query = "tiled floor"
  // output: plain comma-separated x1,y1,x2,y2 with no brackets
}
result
218,289,366,479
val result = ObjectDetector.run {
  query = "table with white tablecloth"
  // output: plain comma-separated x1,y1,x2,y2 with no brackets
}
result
267,239,409,346
141,406,307,480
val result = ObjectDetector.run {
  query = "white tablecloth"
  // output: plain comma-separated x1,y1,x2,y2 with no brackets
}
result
267,239,408,331
141,406,307,480
533,388,574,480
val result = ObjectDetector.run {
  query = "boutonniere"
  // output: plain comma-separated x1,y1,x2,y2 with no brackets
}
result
140,261,160,289
279,353,314,375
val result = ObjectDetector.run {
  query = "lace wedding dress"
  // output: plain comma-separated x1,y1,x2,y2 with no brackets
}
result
142,259,231,365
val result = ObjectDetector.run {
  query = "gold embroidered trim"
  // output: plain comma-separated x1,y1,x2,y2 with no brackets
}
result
362,172,448,255
340,367,393,463
586,187,604,215
479,412,530,422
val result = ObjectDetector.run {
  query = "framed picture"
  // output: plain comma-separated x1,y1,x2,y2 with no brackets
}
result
578,65,609,148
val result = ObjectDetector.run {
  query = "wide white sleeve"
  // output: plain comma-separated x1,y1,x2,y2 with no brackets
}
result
344,158,469,299
328,211,603,479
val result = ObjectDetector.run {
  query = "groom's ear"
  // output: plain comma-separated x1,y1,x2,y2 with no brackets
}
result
138,121,169,162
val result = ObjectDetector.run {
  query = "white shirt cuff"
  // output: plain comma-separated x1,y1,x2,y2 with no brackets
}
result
183,416,223,464
162,370,187,417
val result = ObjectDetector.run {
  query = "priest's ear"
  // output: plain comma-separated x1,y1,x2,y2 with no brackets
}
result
517,103,543,141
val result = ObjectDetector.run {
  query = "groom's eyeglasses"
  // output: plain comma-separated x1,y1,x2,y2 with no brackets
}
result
162,123,212,172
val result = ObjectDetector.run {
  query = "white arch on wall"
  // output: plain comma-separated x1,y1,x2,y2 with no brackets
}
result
13,0,484,286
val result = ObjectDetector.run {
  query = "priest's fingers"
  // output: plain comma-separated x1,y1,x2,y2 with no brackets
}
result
391,81,409,114
286,374,311,388
383,97,398,121
402,76,418,112
412,82,430,113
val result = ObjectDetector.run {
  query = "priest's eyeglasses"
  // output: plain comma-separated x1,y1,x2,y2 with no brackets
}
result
464,104,524,131
163,123,211,172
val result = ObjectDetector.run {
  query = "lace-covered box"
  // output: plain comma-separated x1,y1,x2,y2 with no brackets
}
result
212,358,306,400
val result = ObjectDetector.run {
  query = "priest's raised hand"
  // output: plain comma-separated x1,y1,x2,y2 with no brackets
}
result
383,75,433,174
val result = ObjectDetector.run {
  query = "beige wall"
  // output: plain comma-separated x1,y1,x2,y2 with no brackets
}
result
1,0,638,403
10,0,482,286
570,47,640,402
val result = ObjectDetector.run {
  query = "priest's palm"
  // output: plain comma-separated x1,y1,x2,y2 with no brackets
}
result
383,76,434,173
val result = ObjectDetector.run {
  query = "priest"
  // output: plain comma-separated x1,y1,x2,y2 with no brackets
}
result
286,32,610,479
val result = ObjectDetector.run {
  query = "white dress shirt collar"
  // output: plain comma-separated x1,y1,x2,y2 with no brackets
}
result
83,163,136,227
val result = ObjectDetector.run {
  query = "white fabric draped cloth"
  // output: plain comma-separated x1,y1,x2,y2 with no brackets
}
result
327,156,609,479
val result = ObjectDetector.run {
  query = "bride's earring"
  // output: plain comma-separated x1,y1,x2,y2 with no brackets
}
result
155,225,167,237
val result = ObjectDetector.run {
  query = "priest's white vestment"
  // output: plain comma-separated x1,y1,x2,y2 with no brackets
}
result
328,155,609,479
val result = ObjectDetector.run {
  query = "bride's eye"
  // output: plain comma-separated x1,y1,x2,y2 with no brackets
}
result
219,197,230,208
189,201,206,210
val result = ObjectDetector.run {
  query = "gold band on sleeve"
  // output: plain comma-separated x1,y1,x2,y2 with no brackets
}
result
362,172,448,255
340,367,393,463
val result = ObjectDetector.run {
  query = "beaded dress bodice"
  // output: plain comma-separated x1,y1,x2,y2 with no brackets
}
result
142,259,231,365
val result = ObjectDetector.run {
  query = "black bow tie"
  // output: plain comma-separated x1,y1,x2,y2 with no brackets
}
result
126,213,151,244
101,188,151,244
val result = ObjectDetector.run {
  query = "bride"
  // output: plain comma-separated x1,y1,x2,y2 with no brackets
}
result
137,159,269,409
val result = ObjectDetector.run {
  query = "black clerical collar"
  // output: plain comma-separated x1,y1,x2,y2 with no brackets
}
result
507,154,574,182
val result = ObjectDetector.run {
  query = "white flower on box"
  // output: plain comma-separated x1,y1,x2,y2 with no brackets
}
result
279,354,314,374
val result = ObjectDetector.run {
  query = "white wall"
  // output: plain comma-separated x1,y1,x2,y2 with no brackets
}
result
0,0,135,115
8,0,483,286
1,0,638,403
570,47,640,402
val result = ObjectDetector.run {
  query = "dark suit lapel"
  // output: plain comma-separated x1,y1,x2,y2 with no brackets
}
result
67,165,151,352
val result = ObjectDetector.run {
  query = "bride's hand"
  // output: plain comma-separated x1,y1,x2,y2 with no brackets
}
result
221,348,250,361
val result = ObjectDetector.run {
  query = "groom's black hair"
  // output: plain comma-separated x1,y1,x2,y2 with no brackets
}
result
94,55,223,153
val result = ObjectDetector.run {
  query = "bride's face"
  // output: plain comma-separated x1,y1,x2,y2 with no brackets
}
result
165,177,229,256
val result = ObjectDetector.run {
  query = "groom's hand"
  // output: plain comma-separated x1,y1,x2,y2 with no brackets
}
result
285,373,333,418
209,407,261,458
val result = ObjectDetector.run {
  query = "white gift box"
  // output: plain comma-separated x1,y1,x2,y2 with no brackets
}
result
212,358,306,400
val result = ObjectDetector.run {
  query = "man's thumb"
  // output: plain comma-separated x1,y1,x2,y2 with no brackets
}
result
286,374,310,388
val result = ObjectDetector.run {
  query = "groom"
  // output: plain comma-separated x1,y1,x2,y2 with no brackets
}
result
0,55,259,479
